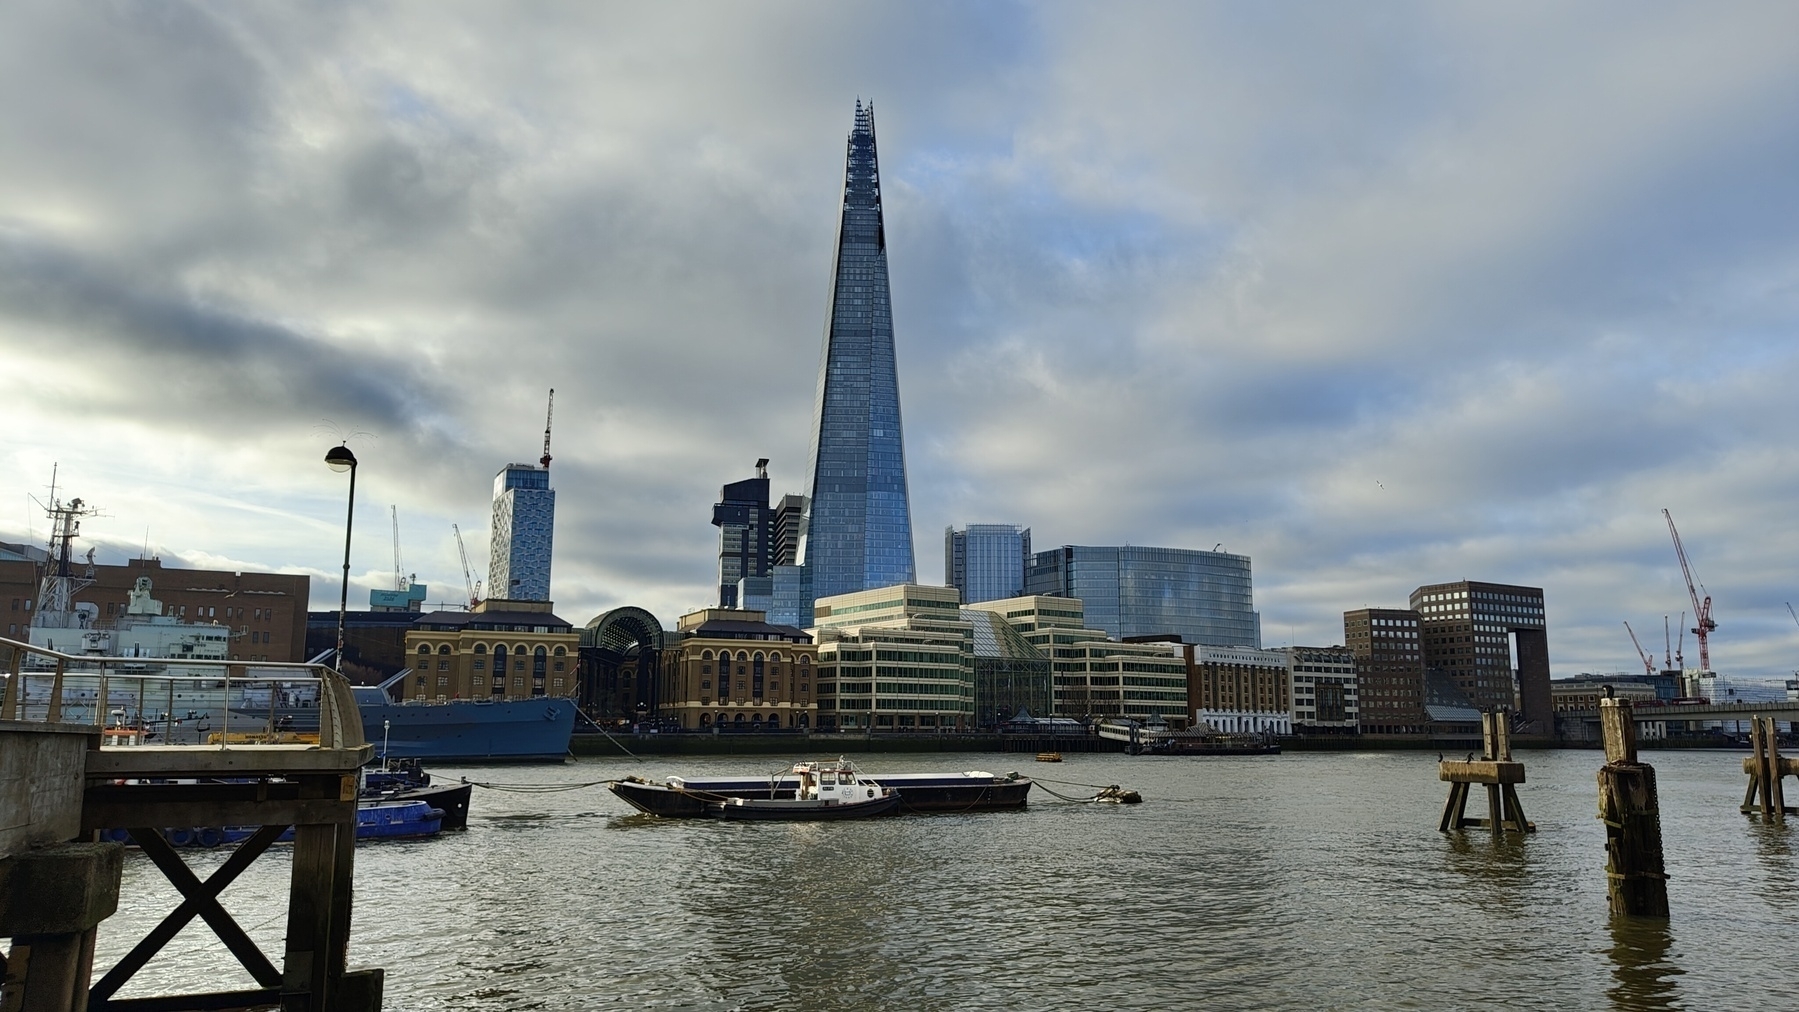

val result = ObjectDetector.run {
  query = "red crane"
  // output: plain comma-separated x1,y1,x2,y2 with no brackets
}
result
1662,509,1716,672
1623,621,1656,678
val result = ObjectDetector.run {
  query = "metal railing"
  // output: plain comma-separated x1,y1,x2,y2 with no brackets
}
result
0,635,365,751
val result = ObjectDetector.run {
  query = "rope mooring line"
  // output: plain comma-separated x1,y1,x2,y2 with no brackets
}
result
463,778,612,793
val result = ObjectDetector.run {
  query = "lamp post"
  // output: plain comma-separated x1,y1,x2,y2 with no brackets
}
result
325,443,358,676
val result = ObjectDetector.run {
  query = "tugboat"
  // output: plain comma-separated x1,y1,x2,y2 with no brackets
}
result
703,760,900,821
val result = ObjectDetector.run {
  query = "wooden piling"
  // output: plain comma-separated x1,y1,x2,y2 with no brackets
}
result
1438,709,1533,834
1741,715,1798,821
1597,696,1669,918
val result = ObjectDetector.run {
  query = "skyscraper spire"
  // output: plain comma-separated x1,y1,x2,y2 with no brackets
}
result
799,101,916,600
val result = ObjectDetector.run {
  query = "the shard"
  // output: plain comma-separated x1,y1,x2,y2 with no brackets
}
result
798,101,916,600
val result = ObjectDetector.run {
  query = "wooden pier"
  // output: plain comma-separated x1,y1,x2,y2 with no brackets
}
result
1,637,382,1012
1438,710,1534,834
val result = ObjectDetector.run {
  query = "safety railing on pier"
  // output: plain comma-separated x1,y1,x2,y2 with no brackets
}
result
0,634,365,751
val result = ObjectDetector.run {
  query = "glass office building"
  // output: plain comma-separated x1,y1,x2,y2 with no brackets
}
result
799,101,916,601
1025,545,1259,647
946,524,1031,604
488,463,555,601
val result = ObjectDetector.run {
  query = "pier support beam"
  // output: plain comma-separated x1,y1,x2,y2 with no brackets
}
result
1438,710,1533,834
1741,715,1797,822
0,841,123,1012
1597,696,1668,918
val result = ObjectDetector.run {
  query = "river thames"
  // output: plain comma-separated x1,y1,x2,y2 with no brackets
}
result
94,748,1797,1010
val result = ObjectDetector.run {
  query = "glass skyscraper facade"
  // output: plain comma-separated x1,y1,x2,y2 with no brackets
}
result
488,463,555,601
799,101,916,601
946,524,1032,604
1025,545,1259,647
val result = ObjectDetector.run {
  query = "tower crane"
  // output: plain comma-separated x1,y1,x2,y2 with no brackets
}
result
1662,615,1672,671
1662,509,1716,672
540,388,555,470
452,523,480,609
1623,621,1656,678
1675,611,1685,670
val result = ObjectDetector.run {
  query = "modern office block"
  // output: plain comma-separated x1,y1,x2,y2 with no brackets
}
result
811,584,973,730
772,494,808,567
946,524,1031,604
1024,545,1258,646
488,463,554,602
1344,608,1426,734
962,609,1053,727
799,101,916,601
711,468,772,608
1280,645,1359,734
1409,581,1551,731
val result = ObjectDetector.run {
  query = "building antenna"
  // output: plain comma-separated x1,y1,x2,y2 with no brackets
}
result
540,388,555,470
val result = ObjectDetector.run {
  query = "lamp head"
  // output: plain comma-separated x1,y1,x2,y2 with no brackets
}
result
325,444,357,473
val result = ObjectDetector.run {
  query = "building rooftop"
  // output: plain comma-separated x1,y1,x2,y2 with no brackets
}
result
412,609,574,633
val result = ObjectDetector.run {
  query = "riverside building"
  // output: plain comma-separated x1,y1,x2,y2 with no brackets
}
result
966,596,1187,719
1280,645,1359,734
488,462,555,602
402,598,579,701
945,524,1031,605
661,608,816,731
1024,545,1259,646
1190,646,1293,735
1345,608,1426,734
811,584,974,730
1410,581,1553,732
961,609,1053,727
797,101,917,604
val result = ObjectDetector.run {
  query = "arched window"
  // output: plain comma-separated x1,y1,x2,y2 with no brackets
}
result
417,644,431,654
767,713,780,728
700,713,711,725
702,650,713,660
532,646,548,695
474,643,487,654
553,645,566,656
771,652,784,663
753,651,764,661
438,644,451,655
733,713,745,723
492,645,509,695
736,651,748,662
800,656,810,667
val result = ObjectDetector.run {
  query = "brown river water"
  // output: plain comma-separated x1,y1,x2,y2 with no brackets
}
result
91,748,1798,1010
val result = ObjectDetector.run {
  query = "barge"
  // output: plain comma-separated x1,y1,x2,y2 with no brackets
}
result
610,765,1032,817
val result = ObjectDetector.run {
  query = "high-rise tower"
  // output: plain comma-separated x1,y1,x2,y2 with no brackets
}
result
799,100,916,601
489,462,554,601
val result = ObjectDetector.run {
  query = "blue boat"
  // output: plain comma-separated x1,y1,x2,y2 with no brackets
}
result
105,799,445,848
355,673,576,763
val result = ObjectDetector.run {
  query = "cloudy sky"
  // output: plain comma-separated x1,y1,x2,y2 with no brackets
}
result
5,2,1799,680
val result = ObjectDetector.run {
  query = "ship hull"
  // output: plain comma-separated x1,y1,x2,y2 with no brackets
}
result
359,695,577,763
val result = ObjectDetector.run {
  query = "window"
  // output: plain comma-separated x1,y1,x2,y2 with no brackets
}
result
438,644,451,655
418,644,431,654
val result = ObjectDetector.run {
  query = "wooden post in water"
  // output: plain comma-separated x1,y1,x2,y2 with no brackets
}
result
1597,695,1669,918
1438,709,1533,834
1741,715,1797,822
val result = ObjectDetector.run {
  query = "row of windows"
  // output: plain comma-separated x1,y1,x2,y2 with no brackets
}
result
698,649,811,663
416,643,567,656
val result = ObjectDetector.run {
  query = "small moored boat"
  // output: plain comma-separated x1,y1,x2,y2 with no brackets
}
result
704,760,900,821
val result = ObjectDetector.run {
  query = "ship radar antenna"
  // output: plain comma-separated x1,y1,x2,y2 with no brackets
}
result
540,388,555,470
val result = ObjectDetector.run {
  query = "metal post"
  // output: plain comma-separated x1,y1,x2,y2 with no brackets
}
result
336,463,357,676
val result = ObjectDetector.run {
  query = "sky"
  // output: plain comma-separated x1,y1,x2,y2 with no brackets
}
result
4,2,1799,681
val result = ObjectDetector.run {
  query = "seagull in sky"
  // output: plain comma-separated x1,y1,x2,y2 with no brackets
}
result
1375,480,1385,490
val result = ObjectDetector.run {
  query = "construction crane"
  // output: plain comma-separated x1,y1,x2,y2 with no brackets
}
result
452,523,479,609
1787,602,1799,632
1624,621,1656,678
1662,615,1672,671
540,388,555,470
1675,610,1685,670
1662,508,1717,672
390,505,406,592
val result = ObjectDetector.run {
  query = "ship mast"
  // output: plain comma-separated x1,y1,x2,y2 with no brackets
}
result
31,466,101,631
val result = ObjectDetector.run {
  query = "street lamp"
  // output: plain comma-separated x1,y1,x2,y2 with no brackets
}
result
325,443,358,676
